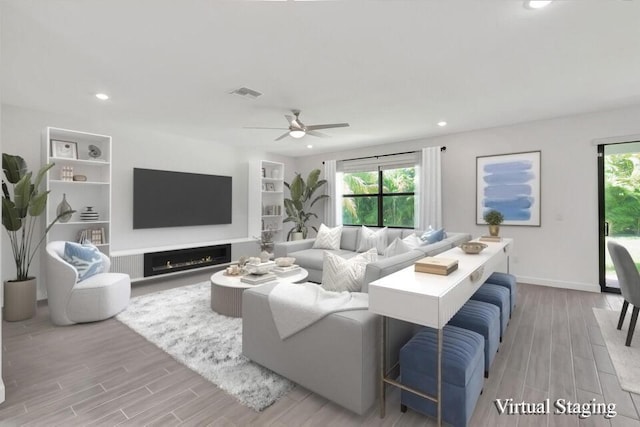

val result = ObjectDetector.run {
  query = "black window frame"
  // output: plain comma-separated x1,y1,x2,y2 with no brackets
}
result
342,168,415,228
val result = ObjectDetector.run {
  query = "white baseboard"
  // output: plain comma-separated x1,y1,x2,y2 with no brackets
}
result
516,275,601,293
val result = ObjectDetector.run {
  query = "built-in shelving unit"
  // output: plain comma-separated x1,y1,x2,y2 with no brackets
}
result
43,127,112,255
248,160,285,249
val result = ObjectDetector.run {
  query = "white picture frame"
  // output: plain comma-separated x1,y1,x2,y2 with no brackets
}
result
476,150,541,226
51,140,78,159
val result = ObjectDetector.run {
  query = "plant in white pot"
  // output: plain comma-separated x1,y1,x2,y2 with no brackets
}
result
283,169,328,240
2,154,74,321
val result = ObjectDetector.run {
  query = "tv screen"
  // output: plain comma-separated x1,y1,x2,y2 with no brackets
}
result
133,168,232,229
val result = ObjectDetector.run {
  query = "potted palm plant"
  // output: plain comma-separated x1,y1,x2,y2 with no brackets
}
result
283,169,329,240
2,154,73,321
483,209,504,237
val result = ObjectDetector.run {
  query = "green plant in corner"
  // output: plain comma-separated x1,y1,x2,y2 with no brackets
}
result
2,154,74,281
483,209,504,226
283,169,329,240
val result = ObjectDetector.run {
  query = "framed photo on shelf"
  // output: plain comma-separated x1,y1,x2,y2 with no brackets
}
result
51,140,78,159
265,183,275,191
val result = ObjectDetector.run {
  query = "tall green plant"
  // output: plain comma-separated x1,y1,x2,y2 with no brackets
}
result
2,154,73,281
283,169,329,240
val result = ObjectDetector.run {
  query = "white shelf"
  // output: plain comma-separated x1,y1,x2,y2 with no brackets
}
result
249,160,285,246
49,157,110,166
50,180,110,185
44,126,112,255
53,221,110,226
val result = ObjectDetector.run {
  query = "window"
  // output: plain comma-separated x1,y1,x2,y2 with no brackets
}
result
340,154,417,227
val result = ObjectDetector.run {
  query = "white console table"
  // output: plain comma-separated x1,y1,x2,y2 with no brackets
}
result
368,238,513,426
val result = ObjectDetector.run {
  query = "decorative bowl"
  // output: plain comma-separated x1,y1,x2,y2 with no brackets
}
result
274,257,296,267
459,242,488,255
246,261,275,275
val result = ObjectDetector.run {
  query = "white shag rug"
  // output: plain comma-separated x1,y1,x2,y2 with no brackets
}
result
116,281,293,411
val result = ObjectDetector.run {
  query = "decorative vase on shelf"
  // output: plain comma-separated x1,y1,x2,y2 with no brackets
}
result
80,206,99,222
56,193,73,223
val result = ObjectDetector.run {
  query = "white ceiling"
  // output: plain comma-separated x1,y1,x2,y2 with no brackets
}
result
3,1,640,157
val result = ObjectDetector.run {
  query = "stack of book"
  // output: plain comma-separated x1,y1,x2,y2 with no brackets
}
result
272,265,301,276
414,257,458,276
479,235,502,242
241,272,277,285
77,227,106,245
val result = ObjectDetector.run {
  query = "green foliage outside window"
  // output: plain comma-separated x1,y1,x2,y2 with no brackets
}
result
605,153,640,235
342,167,415,227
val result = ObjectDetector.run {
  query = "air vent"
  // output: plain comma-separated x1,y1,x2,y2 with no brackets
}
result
230,87,263,99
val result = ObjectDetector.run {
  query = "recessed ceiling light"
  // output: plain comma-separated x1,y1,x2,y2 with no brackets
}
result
307,144,313,149
525,0,553,9
95,93,109,100
437,121,447,127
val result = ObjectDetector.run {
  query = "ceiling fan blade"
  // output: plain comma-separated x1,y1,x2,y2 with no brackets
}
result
306,130,329,138
284,115,295,124
274,132,290,141
305,123,350,131
243,126,289,130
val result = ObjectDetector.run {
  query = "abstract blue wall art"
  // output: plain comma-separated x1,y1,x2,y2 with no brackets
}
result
476,151,541,226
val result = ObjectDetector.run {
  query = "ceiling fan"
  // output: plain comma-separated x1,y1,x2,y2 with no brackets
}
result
244,110,349,141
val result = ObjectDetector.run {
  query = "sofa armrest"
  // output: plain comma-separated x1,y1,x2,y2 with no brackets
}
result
274,239,315,257
362,249,425,293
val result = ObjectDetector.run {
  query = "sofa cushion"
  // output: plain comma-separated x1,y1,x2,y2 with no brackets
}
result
294,248,359,272
386,229,404,242
321,248,378,292
357,226,388,255
340,227,359,251
384,237,412,257
312,224,343,250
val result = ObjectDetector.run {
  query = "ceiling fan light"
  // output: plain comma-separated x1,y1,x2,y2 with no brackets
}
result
289,130,306,139
525,0,553,9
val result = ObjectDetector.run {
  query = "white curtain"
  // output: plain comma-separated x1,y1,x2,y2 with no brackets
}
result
417,146,442,230
323,160,342,227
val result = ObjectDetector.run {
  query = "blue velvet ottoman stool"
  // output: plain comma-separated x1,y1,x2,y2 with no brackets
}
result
470,283,510,340
400,325,484,427
486,272,517,315
448,299,500,377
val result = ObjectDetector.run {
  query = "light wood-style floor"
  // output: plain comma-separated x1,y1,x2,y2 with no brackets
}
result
2,276,640,426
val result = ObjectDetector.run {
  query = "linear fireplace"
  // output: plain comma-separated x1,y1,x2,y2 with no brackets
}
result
143,244,231,277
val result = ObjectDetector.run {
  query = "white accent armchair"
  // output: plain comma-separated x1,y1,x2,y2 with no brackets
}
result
45,241,131,326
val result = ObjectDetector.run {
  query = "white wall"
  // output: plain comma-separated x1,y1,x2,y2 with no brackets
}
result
1,104,296,298
296,105,640,292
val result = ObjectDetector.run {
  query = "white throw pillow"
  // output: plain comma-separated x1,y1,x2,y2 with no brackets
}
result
402,233,424,250
312,224,343,250
357,225,388,255
321,248,378,292
384,237,412,257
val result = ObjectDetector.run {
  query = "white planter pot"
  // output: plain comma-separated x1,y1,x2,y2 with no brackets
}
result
290,232,304,241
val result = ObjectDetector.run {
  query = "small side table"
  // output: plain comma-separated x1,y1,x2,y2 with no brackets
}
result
210,268,308,317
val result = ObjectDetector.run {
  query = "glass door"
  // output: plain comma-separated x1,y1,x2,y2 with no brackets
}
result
599,141,640,292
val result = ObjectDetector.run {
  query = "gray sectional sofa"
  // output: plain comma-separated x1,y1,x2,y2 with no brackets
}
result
273,227,472,287
242,227,471,415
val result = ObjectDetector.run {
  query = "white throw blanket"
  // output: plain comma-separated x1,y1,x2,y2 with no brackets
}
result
267,282,369,340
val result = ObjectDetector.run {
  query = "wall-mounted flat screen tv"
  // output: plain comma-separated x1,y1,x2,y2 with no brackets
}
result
133,168,232,229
